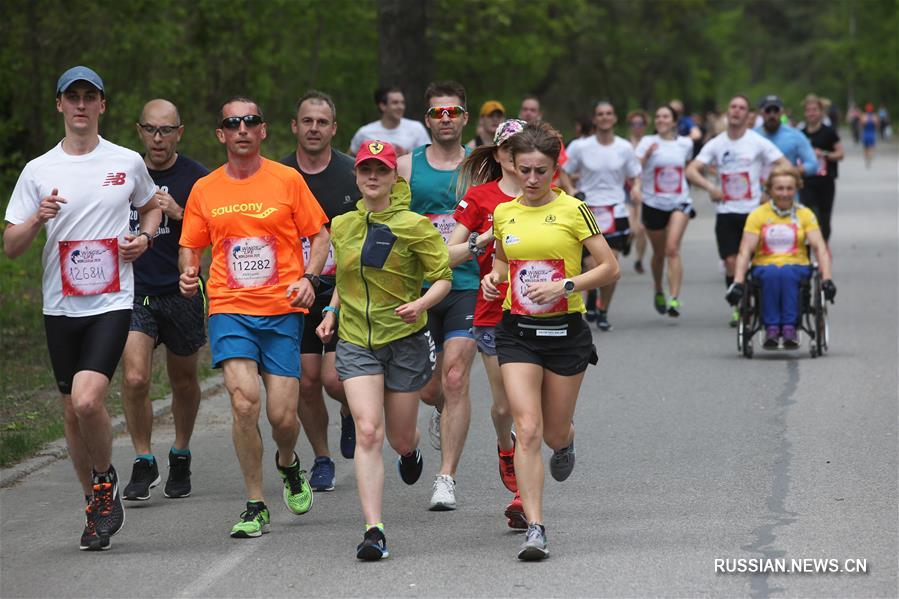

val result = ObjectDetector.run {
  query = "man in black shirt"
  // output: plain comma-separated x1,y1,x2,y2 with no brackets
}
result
281,90,361,492
122,99,209,501
799,94,844,242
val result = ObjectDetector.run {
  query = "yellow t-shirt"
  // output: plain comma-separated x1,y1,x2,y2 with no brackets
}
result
493,190,600,316
744,202,819,267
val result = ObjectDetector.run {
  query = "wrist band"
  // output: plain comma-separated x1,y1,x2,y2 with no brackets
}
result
322,305,339,319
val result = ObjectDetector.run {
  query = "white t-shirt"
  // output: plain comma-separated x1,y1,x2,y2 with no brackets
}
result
348,118,431,155
563,135,641,218
635,134,694,211
5,137,156,316
695,130,784,215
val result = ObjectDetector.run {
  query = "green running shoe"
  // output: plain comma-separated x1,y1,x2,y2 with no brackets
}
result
654,292,667,315
729,307,740,327
230,501,270,538
276,452,314,515
667,298,681,318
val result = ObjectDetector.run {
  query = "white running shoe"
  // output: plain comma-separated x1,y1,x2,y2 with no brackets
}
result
429,474,456,511
427,408,442,450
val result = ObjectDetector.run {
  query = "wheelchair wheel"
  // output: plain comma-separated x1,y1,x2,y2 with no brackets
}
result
813,275,829,356
738,286,754,359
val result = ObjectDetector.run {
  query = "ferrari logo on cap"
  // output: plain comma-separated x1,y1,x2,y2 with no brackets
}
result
368,142,384,155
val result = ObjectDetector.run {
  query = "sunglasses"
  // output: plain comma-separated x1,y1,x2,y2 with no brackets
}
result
139,124,181,137
426,105,466,119
220,115,265,129
763,106,781,114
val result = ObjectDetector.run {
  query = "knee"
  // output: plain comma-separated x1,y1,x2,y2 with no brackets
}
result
231,395,260,426
664,244,680,260
322,372,342,399
442,362,470,398
299,372,322,402
491,400,511,421
123,369,150,394
269,408,298,434
387,429,416,456
543,427,571,451
514,419,543,451
70,392,104,420
169,370,198,396
355,419,384,451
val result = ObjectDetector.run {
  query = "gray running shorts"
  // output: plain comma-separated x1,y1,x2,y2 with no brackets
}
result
335,329,437,392
472,326,498,356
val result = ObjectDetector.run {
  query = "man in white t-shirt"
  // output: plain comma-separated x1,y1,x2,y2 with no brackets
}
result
348,86,430,157
3,66,161,551
564,101,642,331
686,94,788,325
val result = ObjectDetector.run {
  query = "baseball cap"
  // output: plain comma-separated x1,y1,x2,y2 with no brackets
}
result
56,66,104,95
493,119,527,146
479,100,506,117
355,140,398,169
758,95,783,110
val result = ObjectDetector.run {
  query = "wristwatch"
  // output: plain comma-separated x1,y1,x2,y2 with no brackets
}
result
303,273,320,289
562,279,576,297
138,231,154,248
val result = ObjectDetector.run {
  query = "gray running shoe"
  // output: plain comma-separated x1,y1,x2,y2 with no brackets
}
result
427,408,442,450
549,441,576,482
429,474,456,511
517,523,549,561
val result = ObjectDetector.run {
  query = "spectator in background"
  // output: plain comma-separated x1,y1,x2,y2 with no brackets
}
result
467,100,506,149
348,87,430,157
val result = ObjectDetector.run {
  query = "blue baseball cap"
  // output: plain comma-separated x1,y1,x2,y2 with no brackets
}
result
56,66,104,95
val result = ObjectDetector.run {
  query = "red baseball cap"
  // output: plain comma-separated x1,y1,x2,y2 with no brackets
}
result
355,140,398,169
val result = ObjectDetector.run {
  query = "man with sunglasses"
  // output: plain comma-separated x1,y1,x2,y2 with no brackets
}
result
348,86,430,157
4,66,161,550
180,97,330,538
396,81,476,511
753,95,818,179
281,90,361,492
121,100,209,503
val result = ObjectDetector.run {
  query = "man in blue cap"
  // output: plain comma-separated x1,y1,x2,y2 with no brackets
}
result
754,95,818,179
3,66,161,551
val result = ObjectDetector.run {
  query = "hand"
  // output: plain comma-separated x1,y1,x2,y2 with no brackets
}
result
37,188,66,223
725,282,744,305
524,280,564,305
476,226,494,247
154,188,181,220
708,186,724,203
822,279,837,303
316,312,336,343
119,233,150,263
395,299,424,324
287,278,315,309
645,142,658,159
180,266,200,297
481,272,503,301
814,148,825,158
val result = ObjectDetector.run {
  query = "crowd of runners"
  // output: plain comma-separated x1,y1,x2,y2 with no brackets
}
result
4,66,847,561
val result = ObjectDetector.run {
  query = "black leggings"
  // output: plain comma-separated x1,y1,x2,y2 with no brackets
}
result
800,178,835,242
44,309,131,394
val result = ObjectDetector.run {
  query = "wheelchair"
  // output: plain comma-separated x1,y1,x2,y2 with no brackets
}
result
736,264,830,358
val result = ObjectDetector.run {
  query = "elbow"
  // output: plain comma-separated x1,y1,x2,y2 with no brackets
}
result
608,259,621,283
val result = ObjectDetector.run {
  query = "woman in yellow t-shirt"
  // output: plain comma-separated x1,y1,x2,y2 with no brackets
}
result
727,165,835,349
481,123,620,561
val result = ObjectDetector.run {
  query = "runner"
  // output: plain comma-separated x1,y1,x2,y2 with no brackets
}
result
517,95,573,190
860,103,879,168
686,94,788,326
3,66,161,550
179,96,329,538
281,90,361,491
121,99,209,502
564,100,641,331
753,95,818,181
626,109,649,275
482,123,619,560
396,81,475,511
316,140,452,560
466,100,505,149
634,105,695,317
348,86,430,157
798,94,844,243
448,119,527,528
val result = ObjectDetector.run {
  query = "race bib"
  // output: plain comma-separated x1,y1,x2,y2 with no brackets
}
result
59,238,121,297
509,259,568,315
760,223,799,256
224,236,279,289
589,205,616,234
654,166,683,194
427,213,456,245
721,172,752,201
301,237,336,276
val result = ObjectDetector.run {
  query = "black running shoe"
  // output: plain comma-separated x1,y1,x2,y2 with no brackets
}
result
91,466,125,538
396,448,423,485
80,499,110,551
584,309,597,322
164,451,192,498
356,526,389,560
596,310,613,332
340,412,356,459
123,456,160,501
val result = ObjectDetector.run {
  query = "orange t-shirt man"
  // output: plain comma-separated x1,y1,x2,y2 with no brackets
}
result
180,158,328,316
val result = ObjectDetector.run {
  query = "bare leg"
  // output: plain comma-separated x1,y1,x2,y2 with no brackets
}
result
501,362,545,524
224,359,265,501
483,354,513,451
262,371,301,468
344,375,386,525
298,353,330,457
121,331,155,455
646,228,667,294
166,349,201,450
437,337,476,477
665,211,690,299
70,371,114,473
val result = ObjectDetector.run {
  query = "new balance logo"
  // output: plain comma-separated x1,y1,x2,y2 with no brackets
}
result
102,172,126,186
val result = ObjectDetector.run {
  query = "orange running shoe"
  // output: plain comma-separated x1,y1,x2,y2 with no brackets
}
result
504,492,528,530
497,433,517,493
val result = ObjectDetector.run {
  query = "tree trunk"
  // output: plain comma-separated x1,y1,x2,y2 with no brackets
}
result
378,0,432,118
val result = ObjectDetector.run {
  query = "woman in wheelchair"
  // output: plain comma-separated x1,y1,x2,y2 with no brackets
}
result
726,165,836,349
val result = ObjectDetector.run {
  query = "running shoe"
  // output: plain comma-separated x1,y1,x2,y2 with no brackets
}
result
596,310,613,332
729,307,740,327
504,493,528,530
764,325,780,349
549,441,576,482
781,325,799,349
80,501,110,551
276,452,313,515
654,292,667,315
123,456,160,501
667,297,681,318
517,523,549,561
397,448,423,485
340,412,356,459
230,501,270,538
164,450,191,498
584,308,597,322
497,432,517,493
634,260,645,274
356,526,389,560
309,456,336,492
91,466,125,539
429,474,456,511
427,408,442,450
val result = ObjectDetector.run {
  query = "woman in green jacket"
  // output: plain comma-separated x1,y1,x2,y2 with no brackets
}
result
317,140,451,560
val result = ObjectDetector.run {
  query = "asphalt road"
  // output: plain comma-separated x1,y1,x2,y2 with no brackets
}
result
1,139,896,598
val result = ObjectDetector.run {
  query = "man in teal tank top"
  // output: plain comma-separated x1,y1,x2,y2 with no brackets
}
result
397,81,477,512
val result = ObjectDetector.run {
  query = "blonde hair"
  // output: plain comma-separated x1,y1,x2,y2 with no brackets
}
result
803,94,824,110
765,164,804,192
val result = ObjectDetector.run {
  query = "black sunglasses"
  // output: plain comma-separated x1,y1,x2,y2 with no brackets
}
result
763,106,781,114
220,115,264,129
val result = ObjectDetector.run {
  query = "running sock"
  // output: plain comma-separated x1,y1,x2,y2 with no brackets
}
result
586,289,597,310
170,447,190,456
248,500,266,508
365,522,385,532
137,453,155,463
725,275,734,288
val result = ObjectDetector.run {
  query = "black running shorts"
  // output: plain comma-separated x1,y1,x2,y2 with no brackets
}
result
495,312,597,376
131,292,206,356
715,212,750,259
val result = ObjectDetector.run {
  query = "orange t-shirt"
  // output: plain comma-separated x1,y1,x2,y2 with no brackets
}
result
180,158,328,316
